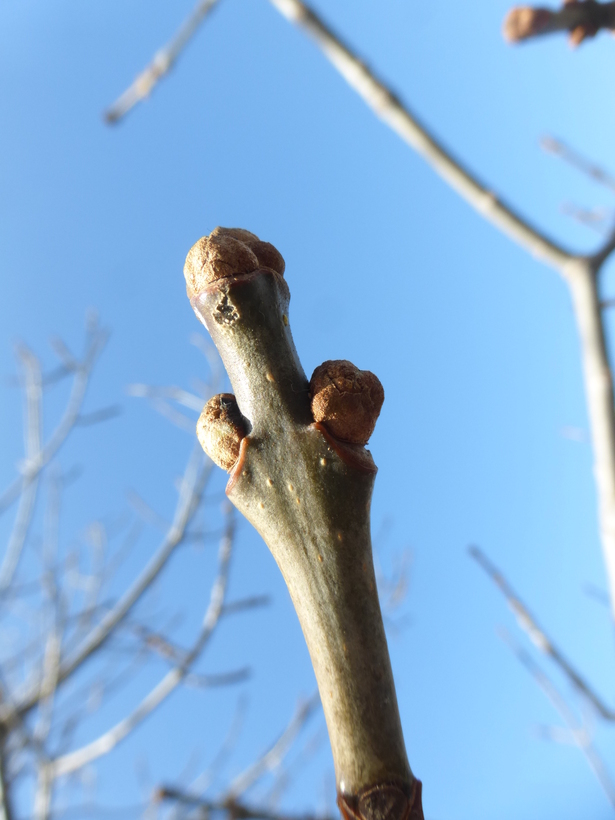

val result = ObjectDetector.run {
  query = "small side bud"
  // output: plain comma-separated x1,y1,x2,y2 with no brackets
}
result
197,394,247,472
310,360,384,445
184,228,285,299
503,7,552,41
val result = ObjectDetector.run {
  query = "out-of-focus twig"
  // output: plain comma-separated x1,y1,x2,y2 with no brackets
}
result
542,136,615,194
266,0,570,269
503,2,615,47
0,448,213,724
0,317,108,520
470,546,615,721
49,508,236,776
227,694,320,799
0,346,43,593
104,0,222,123
499,628,615,807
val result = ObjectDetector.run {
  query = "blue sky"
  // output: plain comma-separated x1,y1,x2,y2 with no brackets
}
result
2,1,615,818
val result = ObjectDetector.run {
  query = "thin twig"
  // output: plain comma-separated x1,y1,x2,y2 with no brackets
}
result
267,0,571,270
105,0,222,123
226,694,320,799
0,738,13,820
178,697,248,807
49,507,236,777
499,627,615,808
0,448,212,725
0,322,108,518
542,136,615,195
0,346,43,592
470,546,615,720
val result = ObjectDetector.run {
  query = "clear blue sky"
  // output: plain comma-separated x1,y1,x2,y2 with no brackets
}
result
2,1,615,818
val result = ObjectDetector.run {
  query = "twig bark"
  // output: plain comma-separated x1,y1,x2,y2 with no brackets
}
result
0,346,43,593
105,0,221,123
0,320,107,520
0,447,212,725
227,695,320,799
50,507,236,777
185,229,423,820
0,737,13,820
266,0,570,271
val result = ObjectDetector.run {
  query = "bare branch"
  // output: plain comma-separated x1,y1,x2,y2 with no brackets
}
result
49,507,236,777
0,321,108,519
104,0,222,124
499,628,615,808
155,788,337,820
470,546,615,720
0,448,212,724
266,0,571,270
221,595,271,617
0,738,13,820
542,136,615,195
227,694,320,799
0,346,43,592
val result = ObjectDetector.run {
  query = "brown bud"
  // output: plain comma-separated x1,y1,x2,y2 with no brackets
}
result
197,394,247,472
503,7,552,41
310,360,384,445
184,228,285,299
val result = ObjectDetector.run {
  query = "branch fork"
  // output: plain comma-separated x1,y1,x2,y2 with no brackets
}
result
184,228,423,820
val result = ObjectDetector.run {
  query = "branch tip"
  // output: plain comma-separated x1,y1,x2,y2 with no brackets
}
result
184,228,285,299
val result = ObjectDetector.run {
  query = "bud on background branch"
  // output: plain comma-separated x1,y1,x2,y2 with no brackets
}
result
503,0,615,46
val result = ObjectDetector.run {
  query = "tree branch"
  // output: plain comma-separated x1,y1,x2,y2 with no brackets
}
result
470,546,615,719
50,508,236,777
0,319,108,519
266,0,571,271
184,228,424,820
105,0,222,123
0,447,212,725
0,346,43,592
499,628,615,808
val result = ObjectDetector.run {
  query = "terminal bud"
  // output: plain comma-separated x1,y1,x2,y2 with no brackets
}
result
184,227,285,300
197,393,247,472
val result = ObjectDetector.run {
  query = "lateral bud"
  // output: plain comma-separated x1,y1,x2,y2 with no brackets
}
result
310,360,384,445
197,393,247,472
184,227,285,300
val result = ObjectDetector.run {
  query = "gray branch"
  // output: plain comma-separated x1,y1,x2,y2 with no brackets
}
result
185,229,424,820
